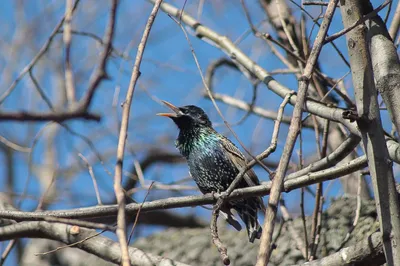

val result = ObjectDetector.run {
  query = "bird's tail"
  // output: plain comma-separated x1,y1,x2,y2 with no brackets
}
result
220,206,242,231
235,197,263,243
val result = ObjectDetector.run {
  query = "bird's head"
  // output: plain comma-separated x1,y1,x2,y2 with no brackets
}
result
157,100,212,130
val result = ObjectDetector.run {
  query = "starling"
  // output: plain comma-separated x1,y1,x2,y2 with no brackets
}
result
157,100,263,242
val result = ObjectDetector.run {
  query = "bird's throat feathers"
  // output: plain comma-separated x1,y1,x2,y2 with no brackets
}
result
175,126,217,157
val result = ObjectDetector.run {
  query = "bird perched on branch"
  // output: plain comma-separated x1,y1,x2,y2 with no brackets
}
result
157,100,263,242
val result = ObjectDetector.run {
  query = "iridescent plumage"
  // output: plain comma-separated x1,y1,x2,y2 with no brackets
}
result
158,102,263,242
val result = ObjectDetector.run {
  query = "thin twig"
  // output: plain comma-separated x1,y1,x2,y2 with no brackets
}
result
29,70,54,110
0,135,31,153
78,0,119,110
114,1,163,265
133,160,146,187
336,173,363,251
78,153,103,205
299,129,309,259
0,240,16,266
280,198,308,259
221,92,294,200
256,1,339,265
207,92,315,128
127,182,154,245
288,0,350,68
211,205,230,265
34,230,104,256
309,119,329,260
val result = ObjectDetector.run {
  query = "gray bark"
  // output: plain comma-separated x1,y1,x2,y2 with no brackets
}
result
339,1,400,264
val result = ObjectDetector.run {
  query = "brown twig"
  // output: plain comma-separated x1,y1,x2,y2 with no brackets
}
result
34,230,104,256
220,91,294,201
300,187,309,259
127,182,154,245
309,119,329,260
113,1,162,265
298,128,309,259
336,173,363,251
256,1,339,265
78,0,119,110
0,110,100,122
288,0,350,68
78,153,103,205
280,198,308,259
211,205,230,265
57,30,129,59
0,240,16,266
29,70,54,110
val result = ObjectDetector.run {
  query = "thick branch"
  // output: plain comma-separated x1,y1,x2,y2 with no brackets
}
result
364,4,400,137
0,221,188,266
340,1,400,264
298,232,385,266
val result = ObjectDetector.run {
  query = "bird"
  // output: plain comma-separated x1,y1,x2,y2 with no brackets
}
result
157,100,263,243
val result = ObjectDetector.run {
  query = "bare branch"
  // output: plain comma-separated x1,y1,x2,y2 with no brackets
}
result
257,1,339,264
0,221,189,266
340,0,400,263
0,155,368,222
298,232,385,266
114,1,162,265
0,110,100,122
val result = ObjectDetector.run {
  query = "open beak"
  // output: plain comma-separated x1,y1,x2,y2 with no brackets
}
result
157,100,182,118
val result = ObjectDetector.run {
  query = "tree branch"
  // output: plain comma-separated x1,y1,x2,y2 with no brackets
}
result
257,1,339,264
0,155,367,222
0,221,188,266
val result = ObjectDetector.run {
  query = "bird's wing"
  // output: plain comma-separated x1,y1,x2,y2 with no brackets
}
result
219,136,260,187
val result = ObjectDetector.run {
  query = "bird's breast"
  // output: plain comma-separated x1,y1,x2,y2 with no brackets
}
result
187,146,238,194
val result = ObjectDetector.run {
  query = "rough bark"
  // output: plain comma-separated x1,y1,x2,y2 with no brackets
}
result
339,0,400,264
364,3,400,137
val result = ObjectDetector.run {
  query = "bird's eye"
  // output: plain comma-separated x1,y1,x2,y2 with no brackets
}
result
179,108,188,114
